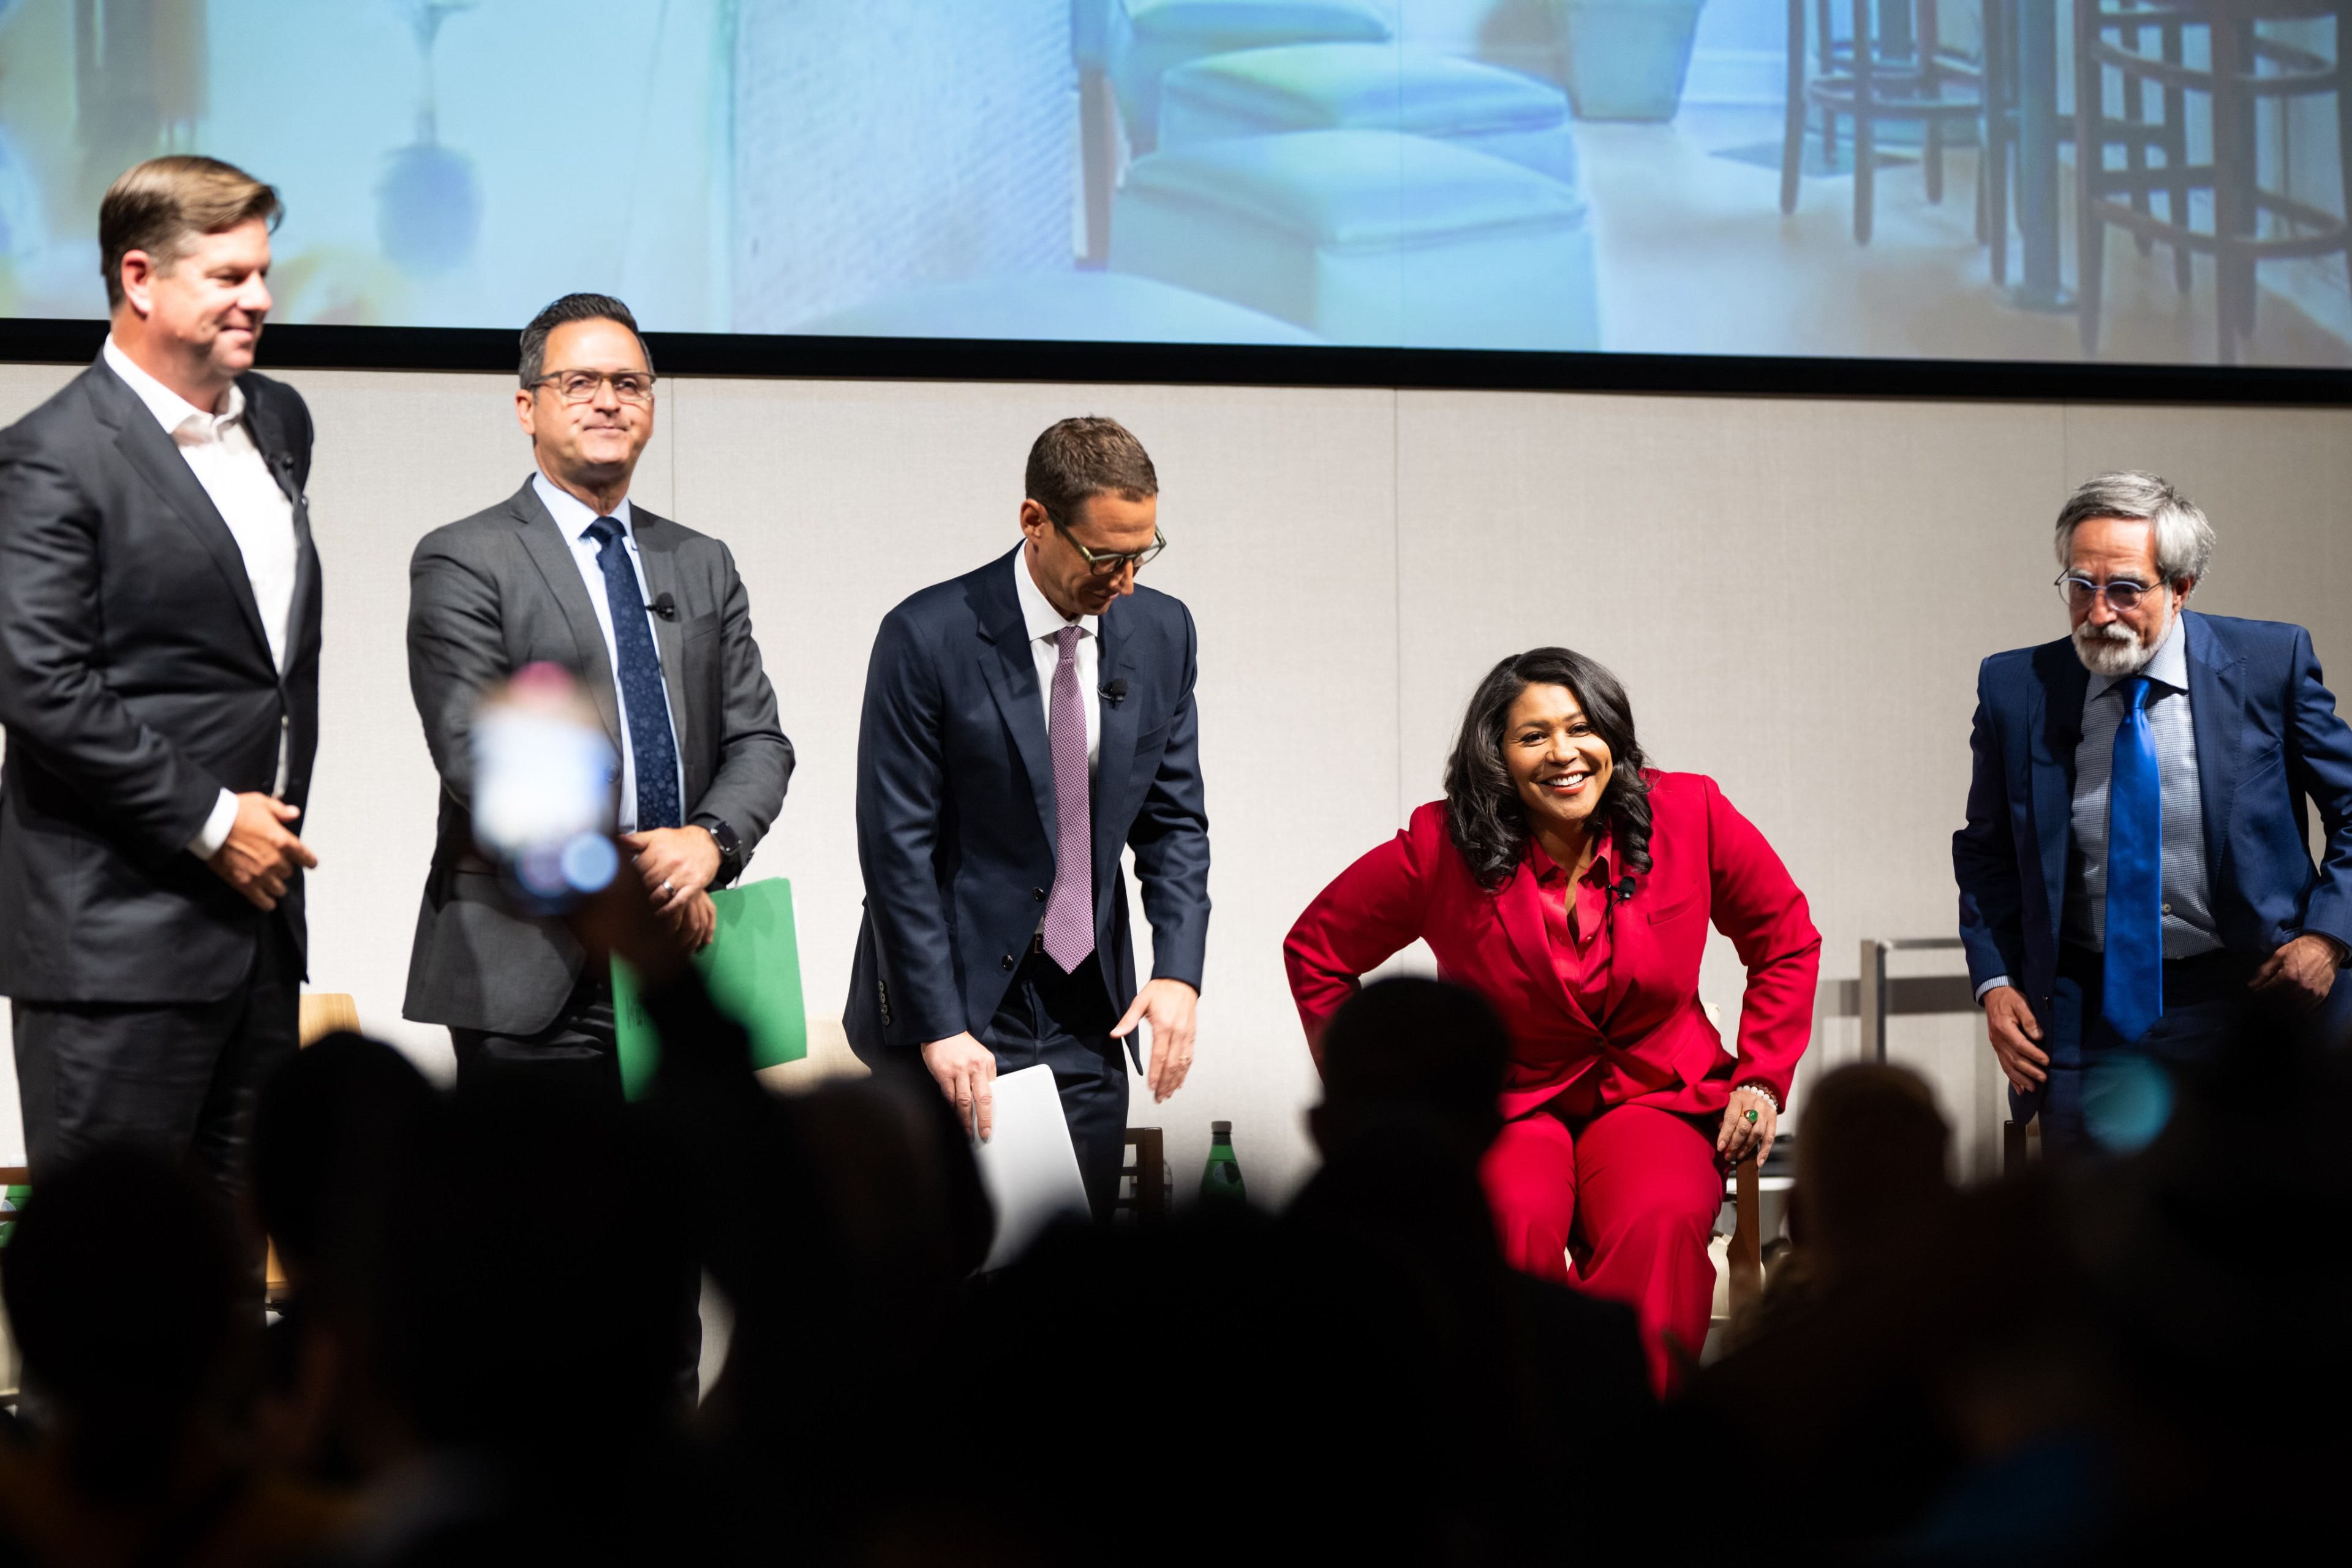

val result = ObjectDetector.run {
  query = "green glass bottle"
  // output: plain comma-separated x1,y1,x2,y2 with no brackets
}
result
1199,1120,1246,1205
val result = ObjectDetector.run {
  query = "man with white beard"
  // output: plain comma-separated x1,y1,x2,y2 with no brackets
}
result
1953,472,2352,1155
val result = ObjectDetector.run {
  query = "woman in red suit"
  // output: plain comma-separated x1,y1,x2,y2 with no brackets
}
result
1286,647,1820,1391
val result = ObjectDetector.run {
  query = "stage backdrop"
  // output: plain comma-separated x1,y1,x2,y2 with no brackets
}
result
1,0,2346,366
0,360,2347,1199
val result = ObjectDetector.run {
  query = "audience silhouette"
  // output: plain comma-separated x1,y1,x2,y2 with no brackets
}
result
0,873,2340,1564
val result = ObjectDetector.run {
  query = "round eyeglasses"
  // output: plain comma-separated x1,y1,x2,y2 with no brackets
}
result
2056,573,2163,613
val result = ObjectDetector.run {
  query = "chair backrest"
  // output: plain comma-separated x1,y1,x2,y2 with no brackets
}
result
298,993,360,1047
1118,1126,1169,1220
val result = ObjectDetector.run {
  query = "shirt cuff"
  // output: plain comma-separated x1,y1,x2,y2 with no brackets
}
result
1975,974,2013,1003
187,789,238,860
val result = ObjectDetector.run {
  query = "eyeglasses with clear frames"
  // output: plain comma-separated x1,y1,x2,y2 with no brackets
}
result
2055,573,2163,612
532,369,657,406
1051,513,1166,575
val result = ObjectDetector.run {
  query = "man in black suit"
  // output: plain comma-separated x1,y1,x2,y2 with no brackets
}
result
849,416,1211,1217
404,293,792,1096
0,157,321,1192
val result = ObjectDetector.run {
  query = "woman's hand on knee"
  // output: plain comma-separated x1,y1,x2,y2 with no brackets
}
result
1717,1085,1779,1166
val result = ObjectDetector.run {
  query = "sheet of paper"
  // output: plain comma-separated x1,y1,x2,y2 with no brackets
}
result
973,1065,1090,1272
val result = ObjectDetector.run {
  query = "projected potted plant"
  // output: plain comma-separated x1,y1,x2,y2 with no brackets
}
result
1547,0,1710,121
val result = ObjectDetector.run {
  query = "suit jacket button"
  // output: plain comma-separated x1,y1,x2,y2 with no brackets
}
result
1033,887,1047,901
1001,954,1016,971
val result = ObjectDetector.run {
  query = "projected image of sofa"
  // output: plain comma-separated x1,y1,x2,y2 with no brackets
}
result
1110,129,1600,352
1098,0,1395,153
1158,42,1582,187
793,271,1324,344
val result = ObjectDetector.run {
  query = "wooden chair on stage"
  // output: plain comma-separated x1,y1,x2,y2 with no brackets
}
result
1117,1126,1170,1221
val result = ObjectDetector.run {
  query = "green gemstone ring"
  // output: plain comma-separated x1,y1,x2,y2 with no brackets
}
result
1745,1109,1759,1124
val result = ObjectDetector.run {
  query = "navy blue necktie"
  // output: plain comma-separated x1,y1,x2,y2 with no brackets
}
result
2101,675,2163,1042
585,518,680,831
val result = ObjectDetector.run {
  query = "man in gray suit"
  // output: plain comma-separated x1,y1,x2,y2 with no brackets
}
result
0,156,318,1193
404,293,791,1094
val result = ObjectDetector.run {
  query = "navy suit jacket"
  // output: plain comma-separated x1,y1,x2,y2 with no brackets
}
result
1953,610,2352,1028
845,547,1211,1060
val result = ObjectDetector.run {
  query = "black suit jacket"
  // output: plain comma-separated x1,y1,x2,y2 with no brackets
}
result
0,356,321,1004
846,546,1211,1058
404,478,793,1035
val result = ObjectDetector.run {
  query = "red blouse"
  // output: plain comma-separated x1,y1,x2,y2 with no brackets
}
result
1528,835,1615,1037
1286,772,1820,1121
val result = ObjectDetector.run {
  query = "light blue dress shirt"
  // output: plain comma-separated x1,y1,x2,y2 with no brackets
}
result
531,472,685,834
2062,613,2222,959
1977,614,2220,1001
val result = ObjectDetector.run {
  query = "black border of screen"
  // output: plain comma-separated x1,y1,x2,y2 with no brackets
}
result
5,316,2349,403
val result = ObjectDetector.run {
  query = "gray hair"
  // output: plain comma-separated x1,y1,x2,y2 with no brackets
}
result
2053,471,2215,586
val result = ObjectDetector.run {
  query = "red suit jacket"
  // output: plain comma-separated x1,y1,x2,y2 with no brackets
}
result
1286,772,1821,1120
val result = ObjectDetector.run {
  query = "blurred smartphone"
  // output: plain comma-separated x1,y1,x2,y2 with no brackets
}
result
470,663,621,914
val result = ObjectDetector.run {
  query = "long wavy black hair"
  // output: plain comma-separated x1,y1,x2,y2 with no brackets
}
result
1444,647,1653,891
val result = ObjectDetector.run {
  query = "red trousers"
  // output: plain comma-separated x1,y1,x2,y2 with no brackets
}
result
1480,1102,1722,1395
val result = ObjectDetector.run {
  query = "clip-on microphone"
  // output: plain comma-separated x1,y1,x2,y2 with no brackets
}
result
1611,875,1637,907
647,592,678,622
1101,678,1128,706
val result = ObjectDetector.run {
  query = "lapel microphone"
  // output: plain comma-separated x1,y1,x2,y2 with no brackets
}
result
1101,678,1128,706
647,592,678,621
1611,875,1637,906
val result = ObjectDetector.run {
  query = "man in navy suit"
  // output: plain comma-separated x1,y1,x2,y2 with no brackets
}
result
848,417,1210,1216
1954,472,2352,1154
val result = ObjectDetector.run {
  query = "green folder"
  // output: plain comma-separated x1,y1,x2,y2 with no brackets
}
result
612,877,807,1101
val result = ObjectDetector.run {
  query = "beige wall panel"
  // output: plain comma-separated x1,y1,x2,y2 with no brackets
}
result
1393,391,2075,1163
665,377,1397,1200
2057,404,2352,666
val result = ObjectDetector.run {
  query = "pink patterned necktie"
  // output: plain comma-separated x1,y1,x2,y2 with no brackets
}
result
1041,624,1095,972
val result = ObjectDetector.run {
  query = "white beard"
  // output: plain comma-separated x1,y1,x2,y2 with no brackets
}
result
2073,619,2155,677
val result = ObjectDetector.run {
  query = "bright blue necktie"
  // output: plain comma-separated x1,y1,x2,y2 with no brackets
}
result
2101,676,2163,1042
585,518,681,831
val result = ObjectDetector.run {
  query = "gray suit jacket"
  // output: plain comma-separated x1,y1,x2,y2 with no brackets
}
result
403,478,792,1034
0,358,320,1004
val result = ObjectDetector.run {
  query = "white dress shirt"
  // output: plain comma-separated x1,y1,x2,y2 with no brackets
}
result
103,339,298,861
1977,614,2220,1001
1012,545,1100,775
531,472,685,833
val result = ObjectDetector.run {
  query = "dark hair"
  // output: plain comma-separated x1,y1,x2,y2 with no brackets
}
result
99,155,282,310
1,1146,242,1480
1025,415,1157,523
1321,978,1509,1136
519,292,653,387
1444,647,1653,890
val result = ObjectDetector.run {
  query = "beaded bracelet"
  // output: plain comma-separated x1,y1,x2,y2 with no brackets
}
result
1731,1080,1782,1115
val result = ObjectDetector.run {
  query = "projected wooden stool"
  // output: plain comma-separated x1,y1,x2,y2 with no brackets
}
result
2074,0,2352,363
1110,128,1599,350
1781,0,1987,243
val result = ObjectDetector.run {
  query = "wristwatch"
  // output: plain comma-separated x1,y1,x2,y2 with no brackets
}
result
693,815,744,888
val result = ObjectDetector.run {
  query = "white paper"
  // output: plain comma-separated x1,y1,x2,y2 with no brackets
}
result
973,1065,1090,1272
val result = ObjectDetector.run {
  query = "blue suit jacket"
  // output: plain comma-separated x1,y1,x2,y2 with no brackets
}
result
1953,611,2352,1027
845,548,1211,1059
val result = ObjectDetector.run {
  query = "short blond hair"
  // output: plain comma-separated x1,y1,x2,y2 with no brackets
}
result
98,156,282,311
